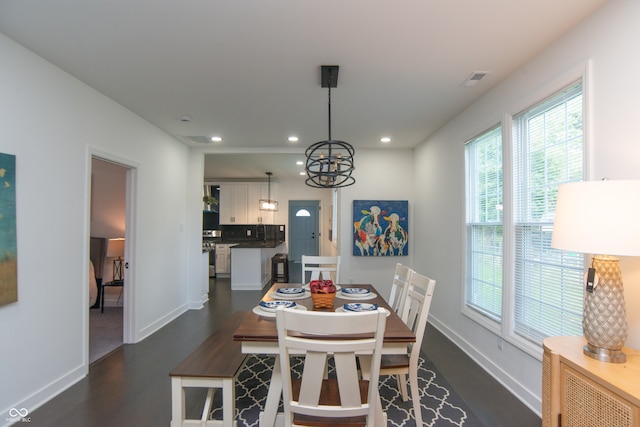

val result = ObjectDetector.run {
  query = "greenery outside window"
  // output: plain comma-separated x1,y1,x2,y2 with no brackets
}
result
512,81,584,344
465,125,503,322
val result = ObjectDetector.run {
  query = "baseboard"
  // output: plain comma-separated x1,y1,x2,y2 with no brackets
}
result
1,363,86,427
428,315,542,417
137,303,189,342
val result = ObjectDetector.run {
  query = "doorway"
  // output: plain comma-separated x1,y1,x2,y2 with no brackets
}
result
89,156,134,363
288,200,320,266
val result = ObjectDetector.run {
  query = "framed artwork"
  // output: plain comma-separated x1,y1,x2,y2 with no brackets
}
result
353,200,408,256
0,153,17,306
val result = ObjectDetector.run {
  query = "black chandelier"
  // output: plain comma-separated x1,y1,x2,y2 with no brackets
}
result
305,65,356,188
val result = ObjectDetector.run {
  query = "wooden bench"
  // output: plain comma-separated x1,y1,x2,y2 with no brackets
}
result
169,311,249,427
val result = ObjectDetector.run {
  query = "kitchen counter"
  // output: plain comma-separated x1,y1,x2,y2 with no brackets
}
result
218,240,283,249
230,242,286,291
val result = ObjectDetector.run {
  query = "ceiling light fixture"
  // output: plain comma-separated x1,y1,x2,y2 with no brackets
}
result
210,136,223,142
259,172,278,211
380,137,391,143
304,65,355,188
288,136,299,142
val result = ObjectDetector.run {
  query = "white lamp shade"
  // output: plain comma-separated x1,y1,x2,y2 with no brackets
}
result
107,238,125,258
551,180,640,257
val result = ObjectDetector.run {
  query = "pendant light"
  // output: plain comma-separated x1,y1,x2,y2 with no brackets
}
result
305,65,356,188
259,172,278,211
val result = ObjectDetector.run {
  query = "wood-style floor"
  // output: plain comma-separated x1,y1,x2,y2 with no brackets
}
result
29,271,541,427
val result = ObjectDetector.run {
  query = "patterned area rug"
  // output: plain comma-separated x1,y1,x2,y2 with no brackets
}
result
210,354,484,427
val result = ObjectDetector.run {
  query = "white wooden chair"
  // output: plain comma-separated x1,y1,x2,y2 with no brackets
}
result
275,306,387,427
379,270,436,426
387,263,412,315
301,255,340,284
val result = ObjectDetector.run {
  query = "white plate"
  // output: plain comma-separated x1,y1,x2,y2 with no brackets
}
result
302,283,341,291
252,305,307,318
335,306,390,317
337,291,377,300
269,291,311,300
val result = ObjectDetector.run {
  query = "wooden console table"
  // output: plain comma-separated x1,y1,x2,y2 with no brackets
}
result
542,336,640,427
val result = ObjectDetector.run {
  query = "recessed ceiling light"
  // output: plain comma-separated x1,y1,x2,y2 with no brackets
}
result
299,171,307,176
288,136,299,142
380,137,391,143
296,160,304,165
210,136,223,142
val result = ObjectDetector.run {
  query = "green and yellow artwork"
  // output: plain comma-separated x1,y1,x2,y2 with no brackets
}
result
0,153,17,306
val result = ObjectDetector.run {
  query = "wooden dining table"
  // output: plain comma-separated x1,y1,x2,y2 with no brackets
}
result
233,283,416,427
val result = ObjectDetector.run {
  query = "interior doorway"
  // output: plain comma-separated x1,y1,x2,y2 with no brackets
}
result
89,156,134,363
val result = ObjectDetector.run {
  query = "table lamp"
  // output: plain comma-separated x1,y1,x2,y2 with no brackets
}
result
551,180,640,363
107,238,125,282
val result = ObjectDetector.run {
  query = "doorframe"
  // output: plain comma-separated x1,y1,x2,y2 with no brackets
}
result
86,148,139,362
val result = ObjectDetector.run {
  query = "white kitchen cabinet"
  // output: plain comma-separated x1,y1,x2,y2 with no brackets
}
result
215,244,231,274
219,184,248,224
219,183,276,224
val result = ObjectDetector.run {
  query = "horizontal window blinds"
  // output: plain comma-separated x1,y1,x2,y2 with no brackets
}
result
465,125,503,321
512,81,584,343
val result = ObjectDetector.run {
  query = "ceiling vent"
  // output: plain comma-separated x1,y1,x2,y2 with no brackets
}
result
461,71,491,87
178,135,212,144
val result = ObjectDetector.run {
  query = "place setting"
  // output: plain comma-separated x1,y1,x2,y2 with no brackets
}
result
336,287,377,301
335,302,390,316
252,300,307,318
268,287,311,300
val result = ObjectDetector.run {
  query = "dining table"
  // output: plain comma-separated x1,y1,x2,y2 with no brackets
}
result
233,283,416,427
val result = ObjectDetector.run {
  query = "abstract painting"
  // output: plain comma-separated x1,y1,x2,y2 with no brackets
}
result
0,153,17,306
353,200,408,256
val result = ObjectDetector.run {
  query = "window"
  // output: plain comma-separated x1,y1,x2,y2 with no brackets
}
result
465,126,503,321
465,79,585,349
512,81,584,343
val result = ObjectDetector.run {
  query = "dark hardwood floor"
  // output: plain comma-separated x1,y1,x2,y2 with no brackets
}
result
29,269,541,426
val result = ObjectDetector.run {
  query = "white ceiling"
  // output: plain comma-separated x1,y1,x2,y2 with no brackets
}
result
0,0,608,180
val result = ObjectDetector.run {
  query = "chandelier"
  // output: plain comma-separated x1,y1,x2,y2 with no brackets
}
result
305,65,356,188
259,172,278,211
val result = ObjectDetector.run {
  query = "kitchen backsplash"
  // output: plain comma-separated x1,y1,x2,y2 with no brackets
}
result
219,224,285,242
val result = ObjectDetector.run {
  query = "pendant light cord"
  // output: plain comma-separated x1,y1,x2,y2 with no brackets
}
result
327,69,332,141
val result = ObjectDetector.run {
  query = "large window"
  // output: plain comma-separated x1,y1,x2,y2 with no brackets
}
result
512,81,584,343
465,79,585,348
465,126,503,321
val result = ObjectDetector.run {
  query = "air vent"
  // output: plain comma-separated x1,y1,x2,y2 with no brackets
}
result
461,71,491,87
178,135,212,144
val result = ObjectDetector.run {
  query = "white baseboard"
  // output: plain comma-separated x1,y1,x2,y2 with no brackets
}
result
1,363,86,427
428,315,542,417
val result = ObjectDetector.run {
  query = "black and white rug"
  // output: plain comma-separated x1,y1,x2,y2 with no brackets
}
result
211,354,484,427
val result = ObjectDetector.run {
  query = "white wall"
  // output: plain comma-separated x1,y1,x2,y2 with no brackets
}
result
338,148,414,299
0,33,197,421
412,0,640,414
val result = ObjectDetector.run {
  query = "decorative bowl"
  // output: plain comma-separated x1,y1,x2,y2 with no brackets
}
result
343,303,378,312
259,300,296,312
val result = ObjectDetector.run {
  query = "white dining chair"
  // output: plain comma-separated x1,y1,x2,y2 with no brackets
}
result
275,306,387,427
387,263,412,315
301,255,340,284
379,270,436,426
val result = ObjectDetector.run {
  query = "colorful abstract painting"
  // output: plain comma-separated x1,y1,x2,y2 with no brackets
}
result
353,200,408,256
0,153,17,306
